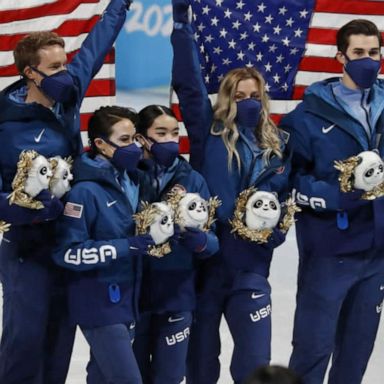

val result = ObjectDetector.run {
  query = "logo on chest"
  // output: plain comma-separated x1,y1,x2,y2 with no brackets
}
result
34,129,45,143
321,124,336,134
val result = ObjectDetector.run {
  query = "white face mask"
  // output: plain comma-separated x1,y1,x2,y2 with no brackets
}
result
24,155,53,197
49,156,73,198
177,193,209,231
149,202,175,245
245,191,281,230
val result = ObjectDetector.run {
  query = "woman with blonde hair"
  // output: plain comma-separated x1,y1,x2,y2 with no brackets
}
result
171,1,291,382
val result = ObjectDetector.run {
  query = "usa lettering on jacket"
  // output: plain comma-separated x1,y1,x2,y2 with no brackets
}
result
249,304,272,322
165,327,190,346
64,245,117,265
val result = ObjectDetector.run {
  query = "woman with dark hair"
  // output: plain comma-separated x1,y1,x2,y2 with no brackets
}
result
132,104,219,384
53,105,155,384
171,1,292,382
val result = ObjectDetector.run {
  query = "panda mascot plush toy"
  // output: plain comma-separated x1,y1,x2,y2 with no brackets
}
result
9,150,53,209
133,201,175,257
49,156,73,198
335,150,384,199
244,191,281,230
23,154,52,198
230,187,300,243
176,193,209,231
353,151,384,192
148,202,175,245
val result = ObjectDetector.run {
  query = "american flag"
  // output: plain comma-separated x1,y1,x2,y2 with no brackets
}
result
0,0,116,147
63,201,83,218
171,0,384,127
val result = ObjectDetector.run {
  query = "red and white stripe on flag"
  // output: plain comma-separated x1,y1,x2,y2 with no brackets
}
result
0,0,116,148
171,0,384,138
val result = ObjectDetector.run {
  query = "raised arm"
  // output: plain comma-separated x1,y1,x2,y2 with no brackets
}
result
171,0,213,171
68,0,131,100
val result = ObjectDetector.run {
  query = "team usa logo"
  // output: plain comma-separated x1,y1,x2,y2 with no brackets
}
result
250,304,272,322
165,327,190,346
64,245,117,265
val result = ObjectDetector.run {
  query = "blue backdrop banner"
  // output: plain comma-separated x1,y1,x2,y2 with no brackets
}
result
116,0,172,90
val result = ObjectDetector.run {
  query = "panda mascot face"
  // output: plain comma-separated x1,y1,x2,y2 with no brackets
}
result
50,157,73,198
24,155,53,198
177,193,209,230
353,151,384,192
245,191,281,230
149,202,174,245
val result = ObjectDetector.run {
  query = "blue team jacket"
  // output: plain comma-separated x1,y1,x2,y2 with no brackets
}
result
53,153,143,328
138,158,219,313
0,0,128,261
280,78,384,255
171,23,291,279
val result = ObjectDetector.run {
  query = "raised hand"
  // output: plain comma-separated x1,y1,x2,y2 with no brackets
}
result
172,0,190,24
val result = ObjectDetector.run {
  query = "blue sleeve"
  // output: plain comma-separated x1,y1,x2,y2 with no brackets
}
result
0,174,60,225
52,186,132,272
68,0,127,100
0,192,43,225
171,22,213,170
280,108,342,211
197,231,219,259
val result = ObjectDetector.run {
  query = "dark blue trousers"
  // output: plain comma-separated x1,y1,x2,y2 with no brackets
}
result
82,322,142,384
186,271,272,384
0,240,76,384
289,248,384,384
133,311,192,384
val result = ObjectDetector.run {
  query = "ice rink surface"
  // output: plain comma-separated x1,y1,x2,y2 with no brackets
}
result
0,88,382,383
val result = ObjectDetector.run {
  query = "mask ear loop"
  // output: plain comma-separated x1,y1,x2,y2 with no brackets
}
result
134,134,153,151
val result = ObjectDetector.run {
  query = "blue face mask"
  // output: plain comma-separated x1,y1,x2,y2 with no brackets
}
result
235,98,262,128
344,54,381,89
104,140,142,172
32,67,75,103
149,139,179,168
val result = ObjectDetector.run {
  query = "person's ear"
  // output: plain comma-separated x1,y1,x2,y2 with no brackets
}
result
23,66,35,81
94,138,107,154
336,51,346,65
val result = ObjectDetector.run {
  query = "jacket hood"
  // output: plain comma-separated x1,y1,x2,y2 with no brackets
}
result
72,152,122,190
0,79,57,124
304,77,384,113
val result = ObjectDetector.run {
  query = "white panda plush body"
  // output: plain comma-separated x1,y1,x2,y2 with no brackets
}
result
353,151,384,192
149,202,174,245
177,193,209,231
50,156,73,198
245,191,281,230
24,155,53,198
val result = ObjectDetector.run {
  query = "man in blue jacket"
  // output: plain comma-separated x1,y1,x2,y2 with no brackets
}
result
0,1,132,382
280,19,384,384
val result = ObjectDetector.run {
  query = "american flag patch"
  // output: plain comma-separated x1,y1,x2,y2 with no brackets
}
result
63,202,83,219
